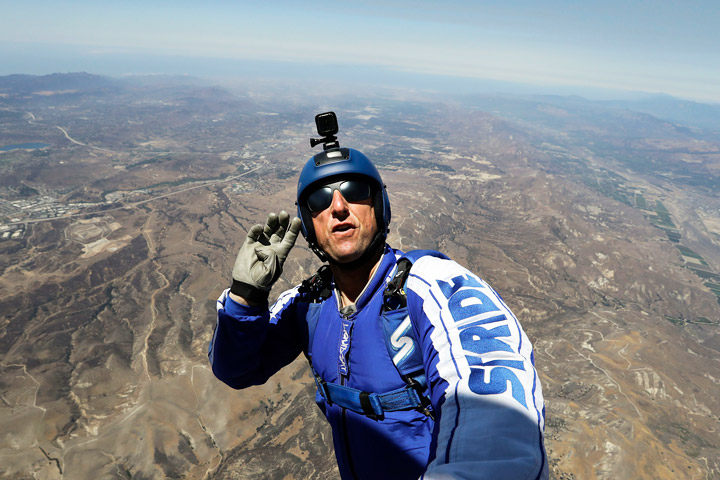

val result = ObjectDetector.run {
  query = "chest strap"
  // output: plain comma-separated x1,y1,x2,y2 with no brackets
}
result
313,372,431,420
304,250,447,420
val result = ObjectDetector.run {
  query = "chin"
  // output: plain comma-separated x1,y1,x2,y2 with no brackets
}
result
332,251,362,264
325,241,364,262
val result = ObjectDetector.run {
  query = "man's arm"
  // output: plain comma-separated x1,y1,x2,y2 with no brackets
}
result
209,286,306,389
208,211,305,389
407,256,548,480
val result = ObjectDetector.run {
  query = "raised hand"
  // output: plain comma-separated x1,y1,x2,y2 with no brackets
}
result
231,211,302,303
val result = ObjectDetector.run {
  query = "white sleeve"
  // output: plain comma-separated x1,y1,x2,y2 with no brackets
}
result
407,256,548,480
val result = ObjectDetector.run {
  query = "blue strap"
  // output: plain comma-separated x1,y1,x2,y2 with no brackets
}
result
305,250,449,420
314,374,424,418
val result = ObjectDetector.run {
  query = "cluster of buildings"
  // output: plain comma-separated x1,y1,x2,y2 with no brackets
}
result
0,195,71,221
0,223,24,240
0,196,98,241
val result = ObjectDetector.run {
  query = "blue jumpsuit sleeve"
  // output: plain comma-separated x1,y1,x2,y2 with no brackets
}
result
208,287,306,389
406,257,548,480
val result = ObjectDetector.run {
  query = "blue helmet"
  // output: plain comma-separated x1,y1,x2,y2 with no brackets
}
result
296,147,391,260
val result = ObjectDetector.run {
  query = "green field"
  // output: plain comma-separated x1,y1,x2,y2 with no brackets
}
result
691,268,720,281
665,230,682,242
676,245,705,260
705,282,720,298
635,194,647,209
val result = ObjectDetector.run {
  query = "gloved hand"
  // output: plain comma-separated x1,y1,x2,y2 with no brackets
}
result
230,210,302,304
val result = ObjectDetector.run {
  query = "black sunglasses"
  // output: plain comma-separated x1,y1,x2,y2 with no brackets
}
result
306,179,372,213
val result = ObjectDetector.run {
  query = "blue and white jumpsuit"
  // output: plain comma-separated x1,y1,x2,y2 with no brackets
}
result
209,246,548,480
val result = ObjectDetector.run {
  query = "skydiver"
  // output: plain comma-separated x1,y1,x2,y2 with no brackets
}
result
209,112,548,480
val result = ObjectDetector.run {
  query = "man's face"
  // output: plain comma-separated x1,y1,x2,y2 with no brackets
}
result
309,180,378,263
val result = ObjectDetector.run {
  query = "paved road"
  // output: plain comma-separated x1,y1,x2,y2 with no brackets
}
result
8,161,267,226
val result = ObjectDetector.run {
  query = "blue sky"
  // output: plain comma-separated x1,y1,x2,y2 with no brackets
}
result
2,0,719,102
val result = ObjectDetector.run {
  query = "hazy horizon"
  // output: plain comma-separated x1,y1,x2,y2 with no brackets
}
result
2,1,719,104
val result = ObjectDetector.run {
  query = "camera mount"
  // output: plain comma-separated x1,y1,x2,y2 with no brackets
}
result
310,111,340,151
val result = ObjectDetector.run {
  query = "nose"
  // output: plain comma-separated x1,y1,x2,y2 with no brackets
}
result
330,189,349,216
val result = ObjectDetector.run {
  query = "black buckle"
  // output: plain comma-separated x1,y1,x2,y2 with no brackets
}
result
359,392,382,421
301,266,332,303
314,376,332,405
383,259,412,312
406,378,434,419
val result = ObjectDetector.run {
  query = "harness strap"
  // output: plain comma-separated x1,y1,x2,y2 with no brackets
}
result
299,265,333,303
313,373,427,419
303,250,449,420
382,257,412,311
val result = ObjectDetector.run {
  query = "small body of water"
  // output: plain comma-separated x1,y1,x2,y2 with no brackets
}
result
0,142,51,151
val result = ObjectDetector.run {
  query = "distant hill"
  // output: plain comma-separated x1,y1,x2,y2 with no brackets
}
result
602,93,720,131
0,72,249,115
458,92,720,140
0,72,229,101
0,72,122,95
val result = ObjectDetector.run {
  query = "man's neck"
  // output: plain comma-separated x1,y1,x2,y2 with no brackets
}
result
330,249,383,306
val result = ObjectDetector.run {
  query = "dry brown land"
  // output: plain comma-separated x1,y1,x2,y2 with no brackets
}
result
1,75,719,479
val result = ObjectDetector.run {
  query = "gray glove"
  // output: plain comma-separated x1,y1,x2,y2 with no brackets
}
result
230,211,302,304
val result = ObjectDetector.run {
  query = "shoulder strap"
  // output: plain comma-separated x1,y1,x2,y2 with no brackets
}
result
298,265,333,303
379,249,450,417
300,266,333,363
382,257,412,311
383,249,450,312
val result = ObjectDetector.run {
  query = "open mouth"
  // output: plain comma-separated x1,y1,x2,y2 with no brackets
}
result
333,224,354,233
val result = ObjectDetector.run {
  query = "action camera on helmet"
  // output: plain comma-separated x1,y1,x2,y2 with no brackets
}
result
310,111,340,150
